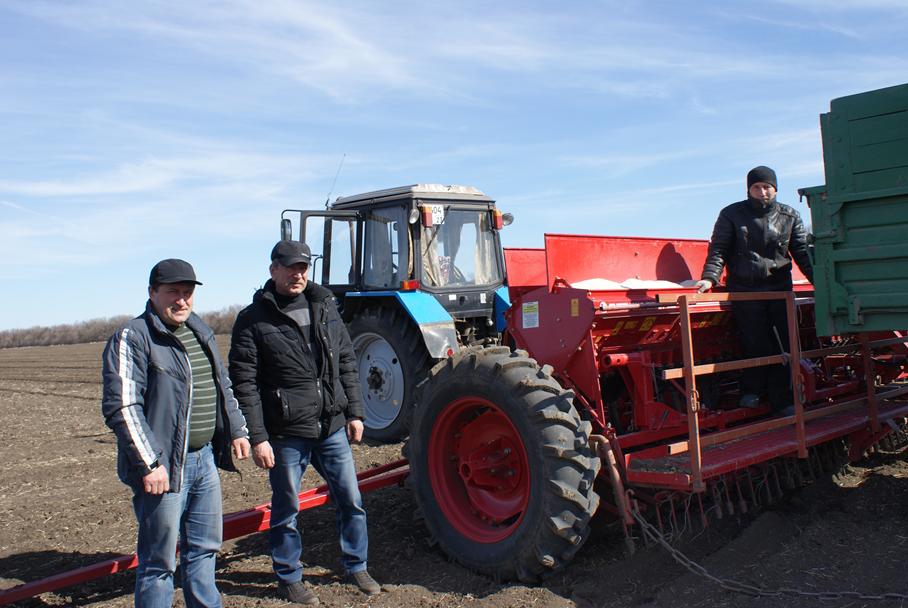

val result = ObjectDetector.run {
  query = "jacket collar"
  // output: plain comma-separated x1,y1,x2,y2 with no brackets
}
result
745,196,778,216
143,301,208,340
256,279,333,308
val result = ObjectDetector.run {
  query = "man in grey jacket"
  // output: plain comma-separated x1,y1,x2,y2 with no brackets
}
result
102,258,250,608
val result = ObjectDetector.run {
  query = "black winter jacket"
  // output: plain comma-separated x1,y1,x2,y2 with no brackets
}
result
701,198,813,292
101,304,249,493
228,280,364,445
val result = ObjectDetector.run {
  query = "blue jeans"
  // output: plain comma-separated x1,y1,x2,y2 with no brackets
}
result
268,428,368,583
132,444,223,608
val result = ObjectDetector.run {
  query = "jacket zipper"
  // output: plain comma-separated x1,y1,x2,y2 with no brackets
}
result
179,348,192,490
167,330,193,492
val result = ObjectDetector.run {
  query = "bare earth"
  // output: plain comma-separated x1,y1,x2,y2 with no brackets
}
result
1,340,907,608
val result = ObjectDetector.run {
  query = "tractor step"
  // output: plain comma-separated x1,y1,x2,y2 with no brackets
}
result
625,400,908,491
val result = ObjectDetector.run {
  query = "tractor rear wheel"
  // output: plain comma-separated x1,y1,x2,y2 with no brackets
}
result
348,306,430,443
407,346,601,582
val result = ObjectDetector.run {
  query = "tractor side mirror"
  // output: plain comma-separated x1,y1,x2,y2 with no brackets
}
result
280,218,293,241
492,210,514,230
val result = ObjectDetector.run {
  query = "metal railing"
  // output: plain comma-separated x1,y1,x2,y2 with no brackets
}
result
655,290,904,492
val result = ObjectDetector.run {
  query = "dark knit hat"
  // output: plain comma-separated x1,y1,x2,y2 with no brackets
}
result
747,165,777,189
149,259,202,287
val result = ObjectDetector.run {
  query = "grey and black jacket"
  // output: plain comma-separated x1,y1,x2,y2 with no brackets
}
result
228,280,364,445
101,303,248,493
701,198,814,292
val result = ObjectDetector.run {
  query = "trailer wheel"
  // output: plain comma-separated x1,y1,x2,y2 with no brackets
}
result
348,306,431,443
408,346,601,582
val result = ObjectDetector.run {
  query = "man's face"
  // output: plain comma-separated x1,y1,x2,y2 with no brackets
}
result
148,282,195,326
271,262,309,296
749,181,777,205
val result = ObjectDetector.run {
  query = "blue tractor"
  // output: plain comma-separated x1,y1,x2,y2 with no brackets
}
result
280,184,513,442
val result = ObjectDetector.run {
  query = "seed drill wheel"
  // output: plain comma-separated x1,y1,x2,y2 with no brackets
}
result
408,346,601,582
348,306,430,443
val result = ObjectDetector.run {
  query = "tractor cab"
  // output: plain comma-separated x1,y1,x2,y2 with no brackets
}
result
281,184,512,341
280,184,513,441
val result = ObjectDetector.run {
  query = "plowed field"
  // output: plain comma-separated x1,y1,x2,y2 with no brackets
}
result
1,340,907,607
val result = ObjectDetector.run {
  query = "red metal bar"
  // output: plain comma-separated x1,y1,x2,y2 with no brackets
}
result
643,382,908,458
860,333,881,434
0,460,410,606
679,295,704,493
661,352,789,380
627,400,908,491
801,335,908,359
787,292,808,459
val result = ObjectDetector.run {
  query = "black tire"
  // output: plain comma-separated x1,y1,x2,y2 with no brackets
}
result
347,306,431,443
407,346,601,582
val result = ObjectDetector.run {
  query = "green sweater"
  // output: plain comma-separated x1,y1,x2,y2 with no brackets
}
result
173,324,217,449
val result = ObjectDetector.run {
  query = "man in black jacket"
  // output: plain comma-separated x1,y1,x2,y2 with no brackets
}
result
229,240,379,605
696,166,814,414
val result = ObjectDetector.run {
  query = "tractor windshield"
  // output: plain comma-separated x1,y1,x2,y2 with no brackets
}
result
420,208,502,288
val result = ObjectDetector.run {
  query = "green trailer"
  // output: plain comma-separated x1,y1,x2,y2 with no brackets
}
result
800,83,908,336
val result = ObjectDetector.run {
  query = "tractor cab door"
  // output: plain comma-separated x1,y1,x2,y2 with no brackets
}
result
281,209,360,295
360,204,411,290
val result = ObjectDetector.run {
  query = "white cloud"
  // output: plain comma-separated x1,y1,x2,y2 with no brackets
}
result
771,0,908,11
0,150,326,197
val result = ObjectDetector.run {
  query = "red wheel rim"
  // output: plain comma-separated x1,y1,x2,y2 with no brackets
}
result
428,396,530,543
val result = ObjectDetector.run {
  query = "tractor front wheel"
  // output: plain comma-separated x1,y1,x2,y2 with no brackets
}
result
407,346,601,582
347,306,430,443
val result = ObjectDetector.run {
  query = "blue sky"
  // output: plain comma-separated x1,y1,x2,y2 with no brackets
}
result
1,0,906,331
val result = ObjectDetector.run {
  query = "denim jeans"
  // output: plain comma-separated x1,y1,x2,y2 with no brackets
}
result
268,428,368,583
132,443,223,608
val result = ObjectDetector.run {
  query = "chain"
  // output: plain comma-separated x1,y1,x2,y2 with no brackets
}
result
631,506,908,602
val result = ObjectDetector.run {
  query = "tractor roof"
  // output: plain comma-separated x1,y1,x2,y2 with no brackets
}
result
332,184,494,209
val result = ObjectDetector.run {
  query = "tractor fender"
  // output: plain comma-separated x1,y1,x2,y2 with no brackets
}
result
493,285,511,332
344,291,458,359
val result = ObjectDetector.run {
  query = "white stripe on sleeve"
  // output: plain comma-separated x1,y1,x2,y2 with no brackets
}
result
117,328,156,466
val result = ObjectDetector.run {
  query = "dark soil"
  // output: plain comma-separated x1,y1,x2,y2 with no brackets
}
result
2,340,907,607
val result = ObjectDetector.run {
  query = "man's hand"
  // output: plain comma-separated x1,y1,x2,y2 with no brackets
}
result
143,466,169,495
252,441,275,469
695,279,713,293
346,419,364,444
232,437,251,460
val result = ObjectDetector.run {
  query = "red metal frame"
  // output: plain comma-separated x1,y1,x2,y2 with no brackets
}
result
503,233,908,497
0,460,410,606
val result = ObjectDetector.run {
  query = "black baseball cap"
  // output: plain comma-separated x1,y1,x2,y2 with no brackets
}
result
149,259,202,286
271,240,311,266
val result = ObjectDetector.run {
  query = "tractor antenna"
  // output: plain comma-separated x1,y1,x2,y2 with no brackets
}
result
325,153,346,209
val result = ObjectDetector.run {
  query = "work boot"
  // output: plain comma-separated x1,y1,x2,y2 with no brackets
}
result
278,581,319,605
348,570,381,595
738,393,761,409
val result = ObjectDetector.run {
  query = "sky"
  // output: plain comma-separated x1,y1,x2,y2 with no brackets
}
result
1,0,906,331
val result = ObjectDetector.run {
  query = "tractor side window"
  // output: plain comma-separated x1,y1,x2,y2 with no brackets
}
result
302,216,356,286
363,207,406,289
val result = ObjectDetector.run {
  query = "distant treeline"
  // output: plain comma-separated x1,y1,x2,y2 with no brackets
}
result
0,305,243,349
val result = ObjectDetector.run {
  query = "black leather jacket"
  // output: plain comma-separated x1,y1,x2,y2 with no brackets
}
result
701,198,813,292
228,280,364,445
